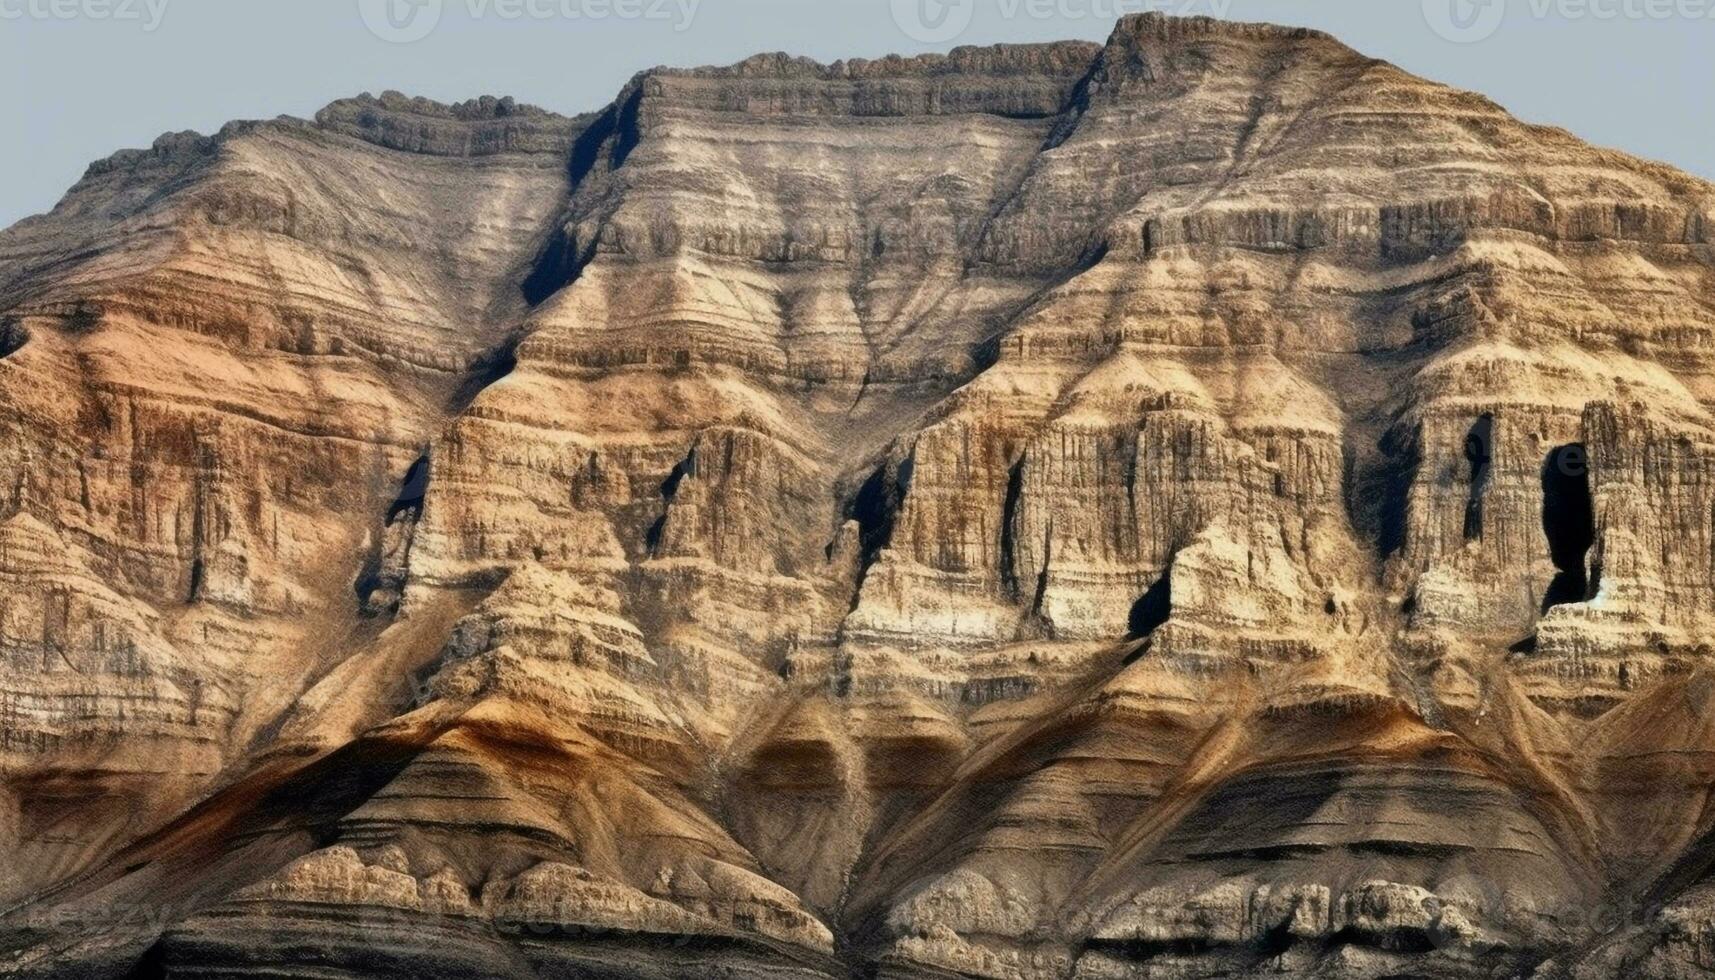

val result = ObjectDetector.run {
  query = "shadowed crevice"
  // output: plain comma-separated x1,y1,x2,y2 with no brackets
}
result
1128,569,1172,639
448,332,524,413
1346,421,1420,560
386,454,432,527
660,449,698,500
352,542,386,613
186,439,215,604
1541,442,1595,610
522,83,646,308
1000,456,1026,601
646,447,698,556
837,451,919,620
1027,523,1055,638
565,80,643,189
849,454,914,573
0,317,28,358
610,85,645,171
520,228,582,308
357,452,432,615
568,103,618,188
1463,413,1494,541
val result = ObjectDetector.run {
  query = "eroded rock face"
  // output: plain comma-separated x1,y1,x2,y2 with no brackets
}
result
2,13,1714,979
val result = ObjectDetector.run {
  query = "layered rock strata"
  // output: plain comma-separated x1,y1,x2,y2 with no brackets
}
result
2,15,1715,980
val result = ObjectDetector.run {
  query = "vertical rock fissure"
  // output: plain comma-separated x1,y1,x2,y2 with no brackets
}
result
567,102,618,188
609,85,646,171
520,227,572,307
842,452,917,618
850,465,892,566
187,436,215,604
1541,443,1595,610
1463,413,1494,541
646,446,698,557
1000,455,1026,601
1029,521,1055,638
854,457,910,569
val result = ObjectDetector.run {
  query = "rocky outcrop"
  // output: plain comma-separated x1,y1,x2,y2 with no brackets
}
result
2,13,1714,980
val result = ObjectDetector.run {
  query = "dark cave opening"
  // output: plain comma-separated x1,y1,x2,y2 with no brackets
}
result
386,454,431,526
1127,570,1172,639
186,557,205,605
1462,413,1494,540
1540,443,1595,610
849,455,913,570
0,318,28,358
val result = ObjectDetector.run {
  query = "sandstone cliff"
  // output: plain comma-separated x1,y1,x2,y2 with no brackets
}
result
3,14,1715,979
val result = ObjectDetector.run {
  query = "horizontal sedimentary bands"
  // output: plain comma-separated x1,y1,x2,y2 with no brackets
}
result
3,11,1715,979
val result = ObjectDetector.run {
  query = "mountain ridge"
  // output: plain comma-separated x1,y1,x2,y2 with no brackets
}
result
3,12,1715,979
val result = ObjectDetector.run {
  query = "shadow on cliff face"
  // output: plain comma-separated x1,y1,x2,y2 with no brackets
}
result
849,455,914,572
448,334,522,414
1128,570,1172,639
1541,443,1595,610
8,733,437,978
1344,422,1421,561
646,446,698,556
1463,414,1494,541
355,453,432,615
517,85,645,309
386,454,432,526
520,227,586,308
0,318,27,358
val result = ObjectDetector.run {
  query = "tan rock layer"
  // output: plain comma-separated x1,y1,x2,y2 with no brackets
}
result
1,12,1714,980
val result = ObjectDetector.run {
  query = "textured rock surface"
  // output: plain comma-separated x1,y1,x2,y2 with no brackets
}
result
2,14,1715,979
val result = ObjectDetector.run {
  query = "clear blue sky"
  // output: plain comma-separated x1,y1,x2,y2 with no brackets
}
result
1,0,1710,228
